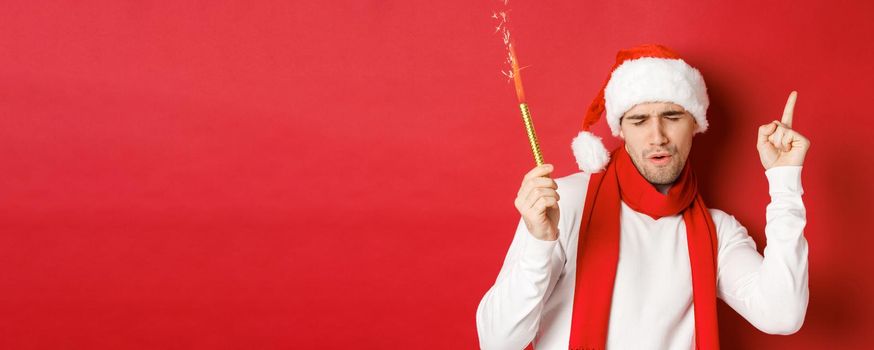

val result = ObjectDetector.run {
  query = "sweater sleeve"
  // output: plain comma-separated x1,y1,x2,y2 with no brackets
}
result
715,165,809,335
476,216,566,349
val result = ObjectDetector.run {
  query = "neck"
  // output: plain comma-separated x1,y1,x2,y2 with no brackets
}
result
653,183,672,194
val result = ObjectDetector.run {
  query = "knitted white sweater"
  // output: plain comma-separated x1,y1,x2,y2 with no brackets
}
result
476,166,809,350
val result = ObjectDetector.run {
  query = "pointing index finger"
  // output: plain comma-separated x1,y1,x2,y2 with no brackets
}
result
781,90,797,128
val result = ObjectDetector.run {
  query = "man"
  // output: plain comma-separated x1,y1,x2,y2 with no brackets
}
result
476,44,810,350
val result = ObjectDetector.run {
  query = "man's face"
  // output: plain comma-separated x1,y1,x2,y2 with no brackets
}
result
618,102,697,185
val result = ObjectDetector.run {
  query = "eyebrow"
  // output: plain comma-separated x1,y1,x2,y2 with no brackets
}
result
623,110,687,121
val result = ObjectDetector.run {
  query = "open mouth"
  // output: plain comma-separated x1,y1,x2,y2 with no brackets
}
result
648,153,672,165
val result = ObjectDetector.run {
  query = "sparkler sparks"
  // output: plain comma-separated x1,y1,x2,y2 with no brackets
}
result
491,0,545,166
492,5,528,103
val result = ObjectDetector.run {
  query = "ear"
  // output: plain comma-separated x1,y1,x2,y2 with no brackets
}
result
617,116,626,139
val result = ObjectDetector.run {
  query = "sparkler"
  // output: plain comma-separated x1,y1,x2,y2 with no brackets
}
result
493,5,545,166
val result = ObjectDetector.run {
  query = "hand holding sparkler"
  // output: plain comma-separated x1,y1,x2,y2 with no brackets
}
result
494,5,557,241
514,163,560,241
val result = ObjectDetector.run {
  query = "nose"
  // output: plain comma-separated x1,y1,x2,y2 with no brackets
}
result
648,117,669,146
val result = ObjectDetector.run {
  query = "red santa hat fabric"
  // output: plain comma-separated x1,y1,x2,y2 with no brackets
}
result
572,44,710,173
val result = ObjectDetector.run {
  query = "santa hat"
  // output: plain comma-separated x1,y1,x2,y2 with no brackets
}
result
571,44,710,173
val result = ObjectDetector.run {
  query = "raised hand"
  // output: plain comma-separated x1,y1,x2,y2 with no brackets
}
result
514,164,560,241
757,91,811,170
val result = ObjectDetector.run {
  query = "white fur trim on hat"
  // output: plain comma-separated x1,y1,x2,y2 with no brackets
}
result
603,57,709,136
571,130,610,173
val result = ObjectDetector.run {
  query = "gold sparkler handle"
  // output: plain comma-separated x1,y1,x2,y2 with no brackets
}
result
519,102,545,166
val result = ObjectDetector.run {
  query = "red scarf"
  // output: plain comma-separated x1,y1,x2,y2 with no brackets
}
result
568,145,720,350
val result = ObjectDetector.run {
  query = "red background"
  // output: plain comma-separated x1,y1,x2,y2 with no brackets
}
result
1,0,872,348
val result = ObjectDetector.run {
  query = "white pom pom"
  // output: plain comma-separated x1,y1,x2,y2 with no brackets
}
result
571,131,610,173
